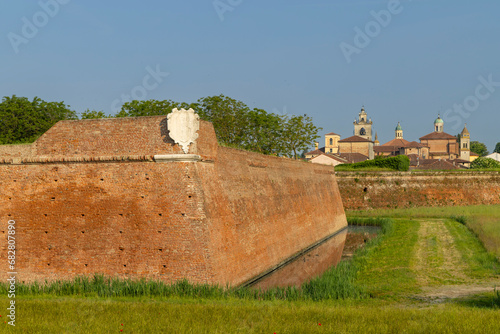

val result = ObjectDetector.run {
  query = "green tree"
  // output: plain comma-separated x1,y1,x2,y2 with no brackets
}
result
471,157,500,169
470,141,489,157
196,95,250,147
81,109,110,119
0,95,76,144
243,108,285,155
493,142,500,154
114,99,196,118
281,114,321,159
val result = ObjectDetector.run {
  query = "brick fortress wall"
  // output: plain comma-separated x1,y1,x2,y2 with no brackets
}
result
0,116,347,286
336,171,500,211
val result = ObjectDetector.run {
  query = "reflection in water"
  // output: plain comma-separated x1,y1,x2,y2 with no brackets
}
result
250,229,347,290
342,225,380,261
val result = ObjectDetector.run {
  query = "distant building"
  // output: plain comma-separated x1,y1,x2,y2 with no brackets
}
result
375,122,429,159
486,152,500,162
309,108,472,170
353,106,373,141
338,135,374,160
310,153,347,166
419,115,461,160
324,132,340,154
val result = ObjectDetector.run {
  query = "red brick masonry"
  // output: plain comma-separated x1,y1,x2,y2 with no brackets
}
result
0,116,347,286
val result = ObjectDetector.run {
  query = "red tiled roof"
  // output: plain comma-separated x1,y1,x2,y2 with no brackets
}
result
338,135,372,143
305,148,325,156
338,152,369,163
312,153,348,163
470,152,479,156
419,132,457,140
407,154,420,166
407,141,425,148
382,138,411,147
415,159,459,170
325,132,340,136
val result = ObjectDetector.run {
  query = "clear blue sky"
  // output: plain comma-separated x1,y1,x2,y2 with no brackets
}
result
2,0,500,151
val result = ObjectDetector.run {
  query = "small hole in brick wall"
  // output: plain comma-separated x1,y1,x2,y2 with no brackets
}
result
363,187,368,193
2,231,4,234
158,213,162,216
47,263,50,266
100,178,104,181
119,214,123,217
45,231,48,234
44,214,48,217
141,195,145,199
146,177,150,180
13,180,17,182
188,195,192,199
158,248,163,252
158,230,162,233
9,197,12,200
54,179,58,182
81,231,85,234
85,264,88,267
119,230,123,234
119,247,124,251
81,214,85,217
51,197,55,200
8,214,11,217
163,265,167,268
123,264,127,267
181,213,186,217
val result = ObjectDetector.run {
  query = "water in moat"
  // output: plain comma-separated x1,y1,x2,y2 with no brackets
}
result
248,225,380,290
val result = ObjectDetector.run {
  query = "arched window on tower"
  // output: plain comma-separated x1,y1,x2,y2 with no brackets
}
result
329,138,333,146
360,128,366,136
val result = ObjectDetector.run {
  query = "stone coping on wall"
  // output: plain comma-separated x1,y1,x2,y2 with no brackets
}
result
153,154,201,162
0,155,155,165
335,170,500,177
0,154,209,165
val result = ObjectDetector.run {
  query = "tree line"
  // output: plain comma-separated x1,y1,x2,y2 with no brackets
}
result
0,95,321,158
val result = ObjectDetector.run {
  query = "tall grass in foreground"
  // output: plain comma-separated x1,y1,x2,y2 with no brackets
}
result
2,297,500,333
303,218,392,300
0,218,392,301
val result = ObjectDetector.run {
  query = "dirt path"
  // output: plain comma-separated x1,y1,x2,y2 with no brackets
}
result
412,219,499,302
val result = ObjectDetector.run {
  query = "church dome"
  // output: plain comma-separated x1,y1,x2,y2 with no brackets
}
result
395,122,402,131
434,115,444,124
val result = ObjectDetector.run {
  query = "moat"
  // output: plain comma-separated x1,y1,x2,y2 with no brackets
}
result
247,225,381,290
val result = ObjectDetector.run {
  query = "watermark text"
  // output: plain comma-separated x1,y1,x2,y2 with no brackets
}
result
6,220,16,327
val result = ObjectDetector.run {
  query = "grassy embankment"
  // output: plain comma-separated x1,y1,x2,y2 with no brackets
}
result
348,204,500,258
0,209,499,332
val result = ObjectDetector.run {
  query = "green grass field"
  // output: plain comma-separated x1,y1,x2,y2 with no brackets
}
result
348,204,500,258
1,206,499,333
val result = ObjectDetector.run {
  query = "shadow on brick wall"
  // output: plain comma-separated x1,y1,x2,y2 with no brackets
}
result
160,118,175,145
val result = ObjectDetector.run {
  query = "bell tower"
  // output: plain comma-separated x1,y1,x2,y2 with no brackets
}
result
460,124,470,161
395,122,403,139
353,106,373,141
434,114,444,133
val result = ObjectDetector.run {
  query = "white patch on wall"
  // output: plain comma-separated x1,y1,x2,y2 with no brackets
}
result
167,108,200,154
